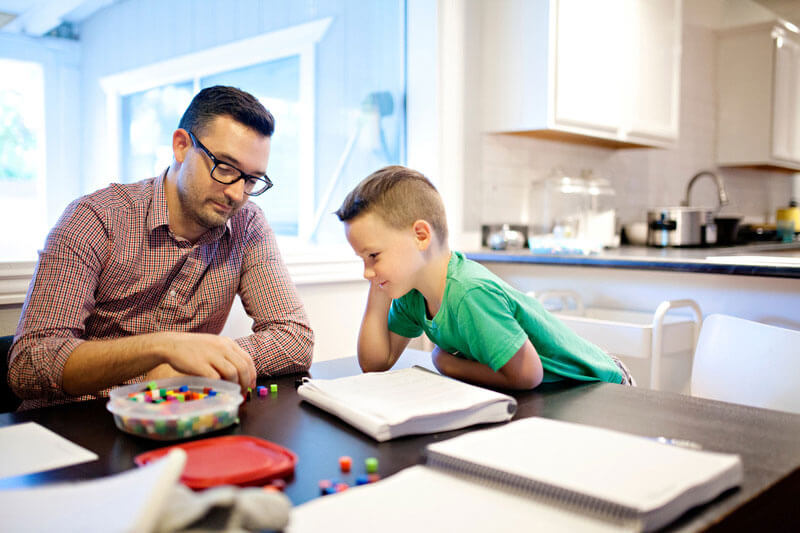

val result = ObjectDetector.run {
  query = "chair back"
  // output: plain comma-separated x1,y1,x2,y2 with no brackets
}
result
691,314,800,414
1,335,21,413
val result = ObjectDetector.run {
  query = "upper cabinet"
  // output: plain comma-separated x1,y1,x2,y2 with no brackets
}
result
482,0,682,149
717,22,800,171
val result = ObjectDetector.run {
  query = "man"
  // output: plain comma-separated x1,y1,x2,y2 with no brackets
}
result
8,86,313,410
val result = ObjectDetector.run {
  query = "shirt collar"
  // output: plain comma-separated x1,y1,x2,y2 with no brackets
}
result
147,169,170,233
147,168,232,244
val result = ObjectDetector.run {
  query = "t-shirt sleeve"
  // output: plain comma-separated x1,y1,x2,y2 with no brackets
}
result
387,293,424,339
455,286,529,371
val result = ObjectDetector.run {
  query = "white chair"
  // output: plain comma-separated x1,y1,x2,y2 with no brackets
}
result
691,314,800,414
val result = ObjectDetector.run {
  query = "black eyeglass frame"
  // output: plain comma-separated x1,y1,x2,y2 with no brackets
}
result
187,130,273,196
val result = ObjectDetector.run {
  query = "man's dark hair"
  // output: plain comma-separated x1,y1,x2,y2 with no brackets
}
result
335,165,449,243
178,85,275,137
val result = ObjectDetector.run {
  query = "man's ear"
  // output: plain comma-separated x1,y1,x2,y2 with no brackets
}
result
172,129,192,164
412,219,433,250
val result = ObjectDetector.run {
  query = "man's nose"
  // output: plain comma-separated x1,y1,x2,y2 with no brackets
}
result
224,179,247,204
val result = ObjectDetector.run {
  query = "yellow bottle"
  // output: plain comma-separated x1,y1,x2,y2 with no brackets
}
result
776,200,799,242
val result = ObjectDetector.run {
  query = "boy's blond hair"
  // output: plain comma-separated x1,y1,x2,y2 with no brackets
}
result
335,165,449,243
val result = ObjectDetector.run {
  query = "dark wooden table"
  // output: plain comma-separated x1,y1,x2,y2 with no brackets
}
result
2,350,800,531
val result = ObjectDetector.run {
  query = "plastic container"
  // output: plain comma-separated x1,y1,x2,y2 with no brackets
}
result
106,377,243,440
535,291,702,392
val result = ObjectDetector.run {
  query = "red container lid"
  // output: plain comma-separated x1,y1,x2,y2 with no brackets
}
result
134,435,297,489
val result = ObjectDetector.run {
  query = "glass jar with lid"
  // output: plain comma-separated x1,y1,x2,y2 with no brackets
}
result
529,168,590,239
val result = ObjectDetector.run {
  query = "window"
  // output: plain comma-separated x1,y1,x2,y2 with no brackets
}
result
103,6,406,247
0,59,46,261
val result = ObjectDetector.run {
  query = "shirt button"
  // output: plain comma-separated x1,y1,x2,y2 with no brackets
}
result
170,290,177,297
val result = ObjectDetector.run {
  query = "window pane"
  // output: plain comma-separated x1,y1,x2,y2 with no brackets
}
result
0,59,46,261
121,82,194,182
202,56,301,236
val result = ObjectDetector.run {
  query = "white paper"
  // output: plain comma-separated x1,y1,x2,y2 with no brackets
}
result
300,366,515,423
297,367,516,440
0,449,186,533
289,465,635,533
0,422,99,479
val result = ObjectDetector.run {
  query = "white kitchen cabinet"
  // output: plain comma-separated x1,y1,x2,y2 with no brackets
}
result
481,0,682,148
717,22,800,171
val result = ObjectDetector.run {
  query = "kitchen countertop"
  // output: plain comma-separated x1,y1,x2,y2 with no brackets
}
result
466,241,800,278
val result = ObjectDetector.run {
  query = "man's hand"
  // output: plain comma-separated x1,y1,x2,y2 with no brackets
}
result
62,331,257,396
157,332,257,392
144,363,184,381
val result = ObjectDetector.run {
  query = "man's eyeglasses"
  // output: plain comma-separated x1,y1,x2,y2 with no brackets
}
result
188,131,273,196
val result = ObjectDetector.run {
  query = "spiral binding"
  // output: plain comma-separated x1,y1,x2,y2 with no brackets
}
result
426,450,643,528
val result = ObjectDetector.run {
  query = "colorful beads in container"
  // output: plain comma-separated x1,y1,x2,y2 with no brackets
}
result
106,377,244,441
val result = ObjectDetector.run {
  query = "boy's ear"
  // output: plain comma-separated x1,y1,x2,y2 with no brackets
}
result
412,219,433,250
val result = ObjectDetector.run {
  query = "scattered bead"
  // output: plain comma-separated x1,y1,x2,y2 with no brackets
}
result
365,457,378,474
355,475,369,486
367,473,381,483
335,482,349,492
339,455,352,473
270,384,278,393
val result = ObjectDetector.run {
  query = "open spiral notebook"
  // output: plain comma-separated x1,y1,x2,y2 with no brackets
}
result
289,417,743,532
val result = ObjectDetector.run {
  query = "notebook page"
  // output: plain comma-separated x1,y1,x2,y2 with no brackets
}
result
299,367,515,425
288,465,637,533
426,417,742,513
0,449,186,532
0,422,98,479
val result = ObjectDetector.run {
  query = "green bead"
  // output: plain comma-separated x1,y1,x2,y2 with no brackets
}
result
365,457,378,473
270,384,278,393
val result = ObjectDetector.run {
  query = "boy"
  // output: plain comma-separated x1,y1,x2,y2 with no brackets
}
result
336,165,634,390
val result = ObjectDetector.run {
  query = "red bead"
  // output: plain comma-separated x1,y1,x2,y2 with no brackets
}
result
339,455,352,472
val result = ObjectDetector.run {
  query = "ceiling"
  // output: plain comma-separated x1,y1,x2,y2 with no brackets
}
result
754,0,800,28
0,0,117,35
1,0,799,38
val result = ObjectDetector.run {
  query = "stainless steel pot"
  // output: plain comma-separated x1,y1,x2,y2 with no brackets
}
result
647,207,717,247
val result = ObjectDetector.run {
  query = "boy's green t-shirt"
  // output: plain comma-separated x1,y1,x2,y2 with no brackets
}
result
388,251,622,384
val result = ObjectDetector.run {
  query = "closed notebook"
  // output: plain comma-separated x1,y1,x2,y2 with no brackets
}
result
425,417,743,532
296,366,517,441
290,418,743,533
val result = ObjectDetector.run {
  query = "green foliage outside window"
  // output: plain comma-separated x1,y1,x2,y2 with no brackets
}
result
0,89,37,181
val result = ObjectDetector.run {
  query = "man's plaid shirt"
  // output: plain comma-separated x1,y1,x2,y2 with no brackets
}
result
9,173,313,410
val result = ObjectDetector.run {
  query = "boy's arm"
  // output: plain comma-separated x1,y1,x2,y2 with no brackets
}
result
431,339,543,390
357,282,411,372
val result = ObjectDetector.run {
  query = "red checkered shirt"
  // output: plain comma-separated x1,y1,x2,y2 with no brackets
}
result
9,173,313,410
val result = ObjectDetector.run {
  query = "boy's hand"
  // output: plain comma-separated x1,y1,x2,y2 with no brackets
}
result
357,281,410,372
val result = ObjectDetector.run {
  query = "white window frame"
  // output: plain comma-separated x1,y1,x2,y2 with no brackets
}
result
99,18,332,244
1,3,436,297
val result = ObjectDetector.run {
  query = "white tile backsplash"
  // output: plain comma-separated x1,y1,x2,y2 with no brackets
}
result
475,24,795,232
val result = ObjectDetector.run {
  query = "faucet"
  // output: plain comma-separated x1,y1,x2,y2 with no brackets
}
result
681,170,729,210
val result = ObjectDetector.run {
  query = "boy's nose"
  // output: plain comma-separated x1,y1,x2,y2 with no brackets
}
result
363,265,375,280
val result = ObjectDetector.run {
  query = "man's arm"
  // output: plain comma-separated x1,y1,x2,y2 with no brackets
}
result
61,332,256,396
9,198,258,401
431,340,544,390
234,208,314,376
357,282,410,372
